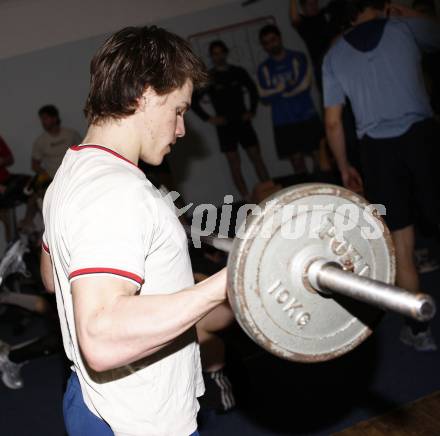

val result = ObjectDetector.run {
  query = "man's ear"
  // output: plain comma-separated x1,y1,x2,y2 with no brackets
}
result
137,87,154,112
137,94,148,112
137,87,165,111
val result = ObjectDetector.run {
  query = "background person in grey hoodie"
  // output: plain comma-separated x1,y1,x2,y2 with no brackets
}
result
323,0,440,351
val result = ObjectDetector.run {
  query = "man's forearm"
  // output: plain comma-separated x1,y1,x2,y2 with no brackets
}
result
75,270,226,372
284,65,312,97
326,120,348,170
40,251,55,293
387,2,436,19
258,85,283,100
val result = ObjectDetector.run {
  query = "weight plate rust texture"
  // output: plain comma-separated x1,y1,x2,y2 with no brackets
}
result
227,183,396,362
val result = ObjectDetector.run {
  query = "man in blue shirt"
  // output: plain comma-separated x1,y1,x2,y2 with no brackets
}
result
323,0,440,351
257,24,323,174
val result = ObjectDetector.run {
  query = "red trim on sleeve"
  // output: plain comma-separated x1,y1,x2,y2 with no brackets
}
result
42,241,50,254
70,145,138,169
69,268,144,285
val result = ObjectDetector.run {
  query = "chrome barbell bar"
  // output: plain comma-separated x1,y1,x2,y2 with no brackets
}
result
185,225,436,322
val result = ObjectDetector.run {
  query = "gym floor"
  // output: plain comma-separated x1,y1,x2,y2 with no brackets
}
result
0,266,439,435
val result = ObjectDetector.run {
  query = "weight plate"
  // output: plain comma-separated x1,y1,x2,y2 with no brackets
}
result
227,183,395,362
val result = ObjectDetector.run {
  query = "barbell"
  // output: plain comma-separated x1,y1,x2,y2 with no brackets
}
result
185,183,436,363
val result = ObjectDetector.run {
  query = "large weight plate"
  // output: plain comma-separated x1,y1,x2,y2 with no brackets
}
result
227,183,395,362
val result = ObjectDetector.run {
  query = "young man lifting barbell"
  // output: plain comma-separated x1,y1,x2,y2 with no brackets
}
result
40,26,228,436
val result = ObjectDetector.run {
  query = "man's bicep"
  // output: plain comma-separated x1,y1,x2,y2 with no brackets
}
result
40,249,55,293
322,55,346,107
72,275,138,313
71,276,138,354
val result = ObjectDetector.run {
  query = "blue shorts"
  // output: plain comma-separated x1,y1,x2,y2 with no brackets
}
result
63,372,199,436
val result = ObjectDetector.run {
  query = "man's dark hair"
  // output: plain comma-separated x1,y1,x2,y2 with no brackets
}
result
259,24,281,42
345,0,388,21
325,0,354,35
209,40,229,55
84,26,208,125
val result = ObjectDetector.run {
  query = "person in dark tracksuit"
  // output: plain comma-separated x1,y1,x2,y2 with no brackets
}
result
192,40,270,200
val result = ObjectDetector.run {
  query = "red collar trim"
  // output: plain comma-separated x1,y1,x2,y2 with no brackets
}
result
70,144,138,169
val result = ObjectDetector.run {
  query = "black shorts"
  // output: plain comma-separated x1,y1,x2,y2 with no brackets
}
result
216,121,258,153
360,118,440,231
273,115,323,159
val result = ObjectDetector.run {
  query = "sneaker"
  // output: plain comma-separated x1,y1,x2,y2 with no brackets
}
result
0,340,24,389
0,237,29,285
200,368,236,413
400,326,438,352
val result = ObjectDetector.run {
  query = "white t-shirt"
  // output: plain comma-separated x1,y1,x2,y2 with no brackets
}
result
42,144,204,436
32,127,82,178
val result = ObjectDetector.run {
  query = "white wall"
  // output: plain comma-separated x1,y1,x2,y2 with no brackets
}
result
1,0,439,60
0,0,239,60
0,0,311,210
